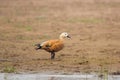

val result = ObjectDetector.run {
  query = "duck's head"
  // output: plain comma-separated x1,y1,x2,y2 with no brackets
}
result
59,32,71,40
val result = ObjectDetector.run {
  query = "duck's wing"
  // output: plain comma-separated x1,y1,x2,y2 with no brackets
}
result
41,40,58,47
41,39,64,52
50,41,64,52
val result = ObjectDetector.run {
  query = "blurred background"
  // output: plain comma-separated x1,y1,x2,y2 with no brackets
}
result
0,0,120,74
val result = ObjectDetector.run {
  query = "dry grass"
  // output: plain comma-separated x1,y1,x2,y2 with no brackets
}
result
0,0,120,73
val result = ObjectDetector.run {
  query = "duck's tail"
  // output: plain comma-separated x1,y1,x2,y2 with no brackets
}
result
35,44,42,50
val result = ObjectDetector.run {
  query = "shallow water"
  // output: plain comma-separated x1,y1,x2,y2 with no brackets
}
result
0,73,120,80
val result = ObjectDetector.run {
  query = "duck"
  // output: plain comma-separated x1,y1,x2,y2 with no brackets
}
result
35,32,71,59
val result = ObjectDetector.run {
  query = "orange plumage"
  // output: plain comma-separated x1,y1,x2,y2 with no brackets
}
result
41,39,64,52
35,32,71,59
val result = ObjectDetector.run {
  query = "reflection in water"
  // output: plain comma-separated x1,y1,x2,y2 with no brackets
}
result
0,73,120,80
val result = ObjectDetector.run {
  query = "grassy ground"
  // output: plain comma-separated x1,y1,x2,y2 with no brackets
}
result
0,0,120,74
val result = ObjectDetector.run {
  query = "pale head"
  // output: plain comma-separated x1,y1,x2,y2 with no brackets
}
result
59,32,71,40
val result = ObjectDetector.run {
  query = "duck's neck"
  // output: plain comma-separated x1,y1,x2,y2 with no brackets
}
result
59,36,64,41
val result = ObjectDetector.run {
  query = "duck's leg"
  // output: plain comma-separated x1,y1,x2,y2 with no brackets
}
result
51,52,55,59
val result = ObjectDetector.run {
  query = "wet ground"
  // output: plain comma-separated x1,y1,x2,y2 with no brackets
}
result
0,72,120,80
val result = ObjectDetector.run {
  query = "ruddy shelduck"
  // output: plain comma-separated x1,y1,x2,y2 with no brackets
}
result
35,32,71,59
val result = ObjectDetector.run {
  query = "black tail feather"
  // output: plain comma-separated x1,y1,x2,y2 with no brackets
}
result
35,44,41,50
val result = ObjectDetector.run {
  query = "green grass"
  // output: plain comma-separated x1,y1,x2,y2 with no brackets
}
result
99,65,109,80
38,35,51,39
65,17,105,24
24,25,33,31
14,23,33,31
0,17,12,24
15,34,25,40
3,66,16,73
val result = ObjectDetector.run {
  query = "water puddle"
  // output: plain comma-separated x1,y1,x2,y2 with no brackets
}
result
0,72,120,80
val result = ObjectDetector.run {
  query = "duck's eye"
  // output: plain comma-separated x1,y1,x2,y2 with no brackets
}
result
65,34,67,35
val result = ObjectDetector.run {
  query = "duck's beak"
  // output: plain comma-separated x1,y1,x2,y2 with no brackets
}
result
67,35,71,39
